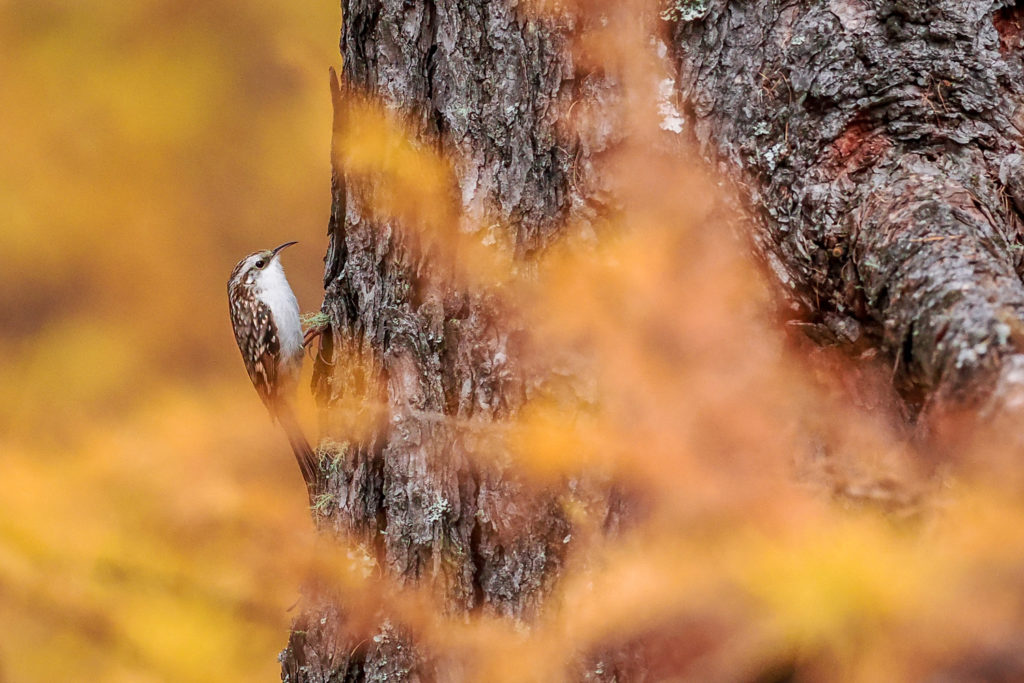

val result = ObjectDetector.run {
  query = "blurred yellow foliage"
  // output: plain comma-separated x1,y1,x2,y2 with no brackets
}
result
4,0,1024,681
0,0,338,680
332,93,516,286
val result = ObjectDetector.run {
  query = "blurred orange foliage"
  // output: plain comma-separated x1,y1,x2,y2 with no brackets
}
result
0,0,338,680
4,0,1024,681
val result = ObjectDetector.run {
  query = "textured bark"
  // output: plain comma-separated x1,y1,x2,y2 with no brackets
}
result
280,0,1024,680
672,0,1024,413
280,3,606,681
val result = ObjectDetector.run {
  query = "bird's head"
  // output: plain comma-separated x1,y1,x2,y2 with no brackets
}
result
228,241,298,288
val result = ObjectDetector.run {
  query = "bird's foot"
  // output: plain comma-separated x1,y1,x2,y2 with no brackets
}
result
303,326,325,349
300,312,330,349
300,313,333,366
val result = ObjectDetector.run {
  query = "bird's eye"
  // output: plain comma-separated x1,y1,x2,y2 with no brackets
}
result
255,259,266,269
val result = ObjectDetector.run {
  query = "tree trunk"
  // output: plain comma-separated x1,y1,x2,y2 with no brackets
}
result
279,0,1024,680
281,2,606,680
672,0,1024,417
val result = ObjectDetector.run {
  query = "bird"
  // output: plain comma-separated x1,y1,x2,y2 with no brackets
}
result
227,241,318,491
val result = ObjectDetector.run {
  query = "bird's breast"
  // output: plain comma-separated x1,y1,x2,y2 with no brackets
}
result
258,267,304,369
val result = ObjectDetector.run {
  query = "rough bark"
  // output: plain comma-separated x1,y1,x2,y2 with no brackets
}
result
279,0,1024,680
672,0,1024,414
281,3,607,680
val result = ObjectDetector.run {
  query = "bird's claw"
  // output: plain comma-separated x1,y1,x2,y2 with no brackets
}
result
302,318,334,366
303,326,323,349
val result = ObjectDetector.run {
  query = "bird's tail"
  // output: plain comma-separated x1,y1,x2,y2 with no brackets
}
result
275,401,319,499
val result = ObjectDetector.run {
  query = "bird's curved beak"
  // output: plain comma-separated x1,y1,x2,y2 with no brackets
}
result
271,241,298,258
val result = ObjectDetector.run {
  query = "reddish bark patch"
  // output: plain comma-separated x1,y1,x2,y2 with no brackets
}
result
820,112,891,179
994,4,1024,56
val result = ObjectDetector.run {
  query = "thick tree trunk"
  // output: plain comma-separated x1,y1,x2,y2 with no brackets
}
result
672,0,1024,415
280,0,1024,680
281,3,606,680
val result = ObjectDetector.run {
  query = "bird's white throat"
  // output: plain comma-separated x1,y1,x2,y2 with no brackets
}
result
257,259,304,363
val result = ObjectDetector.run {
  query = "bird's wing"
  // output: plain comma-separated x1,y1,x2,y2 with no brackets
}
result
249,299,281,410
229,288,281,412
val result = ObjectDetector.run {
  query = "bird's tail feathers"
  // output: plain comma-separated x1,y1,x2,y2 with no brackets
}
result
275,401,319,498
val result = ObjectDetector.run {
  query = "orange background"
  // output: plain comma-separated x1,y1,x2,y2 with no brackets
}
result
0,2,339,680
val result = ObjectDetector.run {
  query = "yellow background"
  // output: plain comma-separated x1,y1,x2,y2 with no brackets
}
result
0,2,339,680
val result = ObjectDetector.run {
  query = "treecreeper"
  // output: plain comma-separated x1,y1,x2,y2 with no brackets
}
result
227,241,318,498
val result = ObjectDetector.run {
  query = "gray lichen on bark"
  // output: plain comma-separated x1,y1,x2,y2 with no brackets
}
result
281,0,1024,680
673,0,1024,408
281,1,613,680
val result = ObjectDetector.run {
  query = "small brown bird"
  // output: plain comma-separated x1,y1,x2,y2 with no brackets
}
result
227,241,317,489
